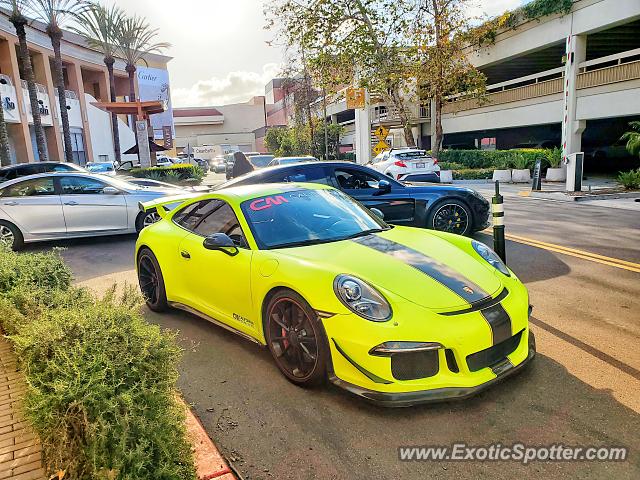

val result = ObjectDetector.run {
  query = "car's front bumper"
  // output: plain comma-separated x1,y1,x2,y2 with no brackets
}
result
329,331,536,407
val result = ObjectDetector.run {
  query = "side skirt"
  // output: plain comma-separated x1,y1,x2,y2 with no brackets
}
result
169,302,264,346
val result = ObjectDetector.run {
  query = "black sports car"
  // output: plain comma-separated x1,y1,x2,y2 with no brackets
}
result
219,161,490,236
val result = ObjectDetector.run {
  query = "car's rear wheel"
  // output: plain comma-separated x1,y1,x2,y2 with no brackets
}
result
0,221,23,251
428,199,472,236
135,209,162,233
264,290,328,386
137,248,168,312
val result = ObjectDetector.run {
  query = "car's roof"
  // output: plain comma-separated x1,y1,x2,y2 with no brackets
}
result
0,171,126,187
0,161,76,170
210,182,332,202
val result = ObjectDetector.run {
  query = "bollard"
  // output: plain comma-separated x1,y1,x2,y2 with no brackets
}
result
492,180,506,263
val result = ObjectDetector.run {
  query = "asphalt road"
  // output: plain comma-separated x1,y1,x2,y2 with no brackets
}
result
41,192,640,480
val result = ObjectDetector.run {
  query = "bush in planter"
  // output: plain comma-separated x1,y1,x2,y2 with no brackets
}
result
0,248,197,480
130,164,205,183
617,168,640,190
452,168,493,180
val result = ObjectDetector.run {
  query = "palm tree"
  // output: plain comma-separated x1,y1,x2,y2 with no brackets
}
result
622,121,640,158
0,101,10,165
71,3,124,163
31,0,88,163
116,14,169,109
1,0,48,161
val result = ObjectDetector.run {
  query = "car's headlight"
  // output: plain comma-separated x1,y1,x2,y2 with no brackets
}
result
472,241,511,276
333,275,392,322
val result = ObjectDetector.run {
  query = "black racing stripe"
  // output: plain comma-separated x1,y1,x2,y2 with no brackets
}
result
332,339,392,385
440,288,509,316
353,235,489,303
480,304,512,345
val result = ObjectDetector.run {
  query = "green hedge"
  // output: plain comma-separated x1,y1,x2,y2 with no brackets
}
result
0,247,196,480
452,168,494,180
436,149,558,169
129,164,205,184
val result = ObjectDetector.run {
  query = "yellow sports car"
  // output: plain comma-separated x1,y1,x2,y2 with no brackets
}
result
136,183,535,406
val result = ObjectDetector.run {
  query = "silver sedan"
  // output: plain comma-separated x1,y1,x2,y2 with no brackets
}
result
0,172,197,250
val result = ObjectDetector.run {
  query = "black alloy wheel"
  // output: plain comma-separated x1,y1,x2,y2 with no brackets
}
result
265,291,327,386
137,249,168,312
429,200,471,236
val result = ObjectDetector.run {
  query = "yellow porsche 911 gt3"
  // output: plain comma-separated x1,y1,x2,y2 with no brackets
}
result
136,183,535,406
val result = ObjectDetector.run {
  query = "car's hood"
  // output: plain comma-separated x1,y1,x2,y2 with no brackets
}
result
274,228,502,311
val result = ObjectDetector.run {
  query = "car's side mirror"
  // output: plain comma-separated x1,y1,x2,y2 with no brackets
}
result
203,233,239,256
374,179,391,196
370,208,385,220
102,186,120,195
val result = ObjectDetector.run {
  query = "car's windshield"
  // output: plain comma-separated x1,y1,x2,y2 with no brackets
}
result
249,155,275,168
87,163,114,172
241,188,389,249
278,157,317,165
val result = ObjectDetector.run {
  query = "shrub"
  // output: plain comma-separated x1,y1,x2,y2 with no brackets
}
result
435,149,550,170
129,164,203,183
452,168,494,180
617,169,640,190
0,248,196,480
438,161,465,170
547,147,563,168
511,153,531,170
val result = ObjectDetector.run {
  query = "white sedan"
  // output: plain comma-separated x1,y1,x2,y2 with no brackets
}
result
369,148,440,182
0,172,195,250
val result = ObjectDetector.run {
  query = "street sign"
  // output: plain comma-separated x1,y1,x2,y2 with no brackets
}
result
373,126,389,141
346,87,366,109
372,140,390,156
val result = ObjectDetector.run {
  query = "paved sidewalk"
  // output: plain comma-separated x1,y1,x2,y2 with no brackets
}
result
0,337,45,480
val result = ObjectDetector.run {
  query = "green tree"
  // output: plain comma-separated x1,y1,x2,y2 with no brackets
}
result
266,0,418,147
116,15,169,108
0,100,10,165
413,0,505,158
31,0,88,163
1,0,48,161
71,3,125,163
621,121,640,158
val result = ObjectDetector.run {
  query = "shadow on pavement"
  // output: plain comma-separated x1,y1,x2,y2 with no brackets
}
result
145,308,640,480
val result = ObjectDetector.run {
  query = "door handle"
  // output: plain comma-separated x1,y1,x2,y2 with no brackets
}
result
3,201,18,206
64,201,78,206
180,250,191,259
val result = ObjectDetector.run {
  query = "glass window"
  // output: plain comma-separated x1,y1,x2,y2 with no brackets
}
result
174,200,223,232
240,188,388,250
60,176,107,195
0,177,55,197
334,168,382,190
265,166,328,184
193,203,247,247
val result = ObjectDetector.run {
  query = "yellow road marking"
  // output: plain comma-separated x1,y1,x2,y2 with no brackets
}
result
503,233,640,273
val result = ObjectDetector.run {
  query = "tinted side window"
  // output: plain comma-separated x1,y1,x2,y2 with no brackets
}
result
334,168,381,190
17,165,41,177
0,177,56,197
51,164,75,172
173,200,223,232
265,166,328,184
60,176,108,194
193,203,247,247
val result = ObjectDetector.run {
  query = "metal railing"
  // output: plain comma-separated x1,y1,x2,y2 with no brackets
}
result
371,102,430,124
577,59,640,89
64,90,78,100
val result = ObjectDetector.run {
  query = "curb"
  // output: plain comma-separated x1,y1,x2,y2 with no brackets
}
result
182,399,235,480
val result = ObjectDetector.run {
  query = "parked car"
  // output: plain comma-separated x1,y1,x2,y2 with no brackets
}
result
268,156,319,166
211,156,227,173
369,148,440,182
0,162,86,182
0,172,195,250
220,161,489,236
136,182,534,405
246,154,275,169
86,162,117,176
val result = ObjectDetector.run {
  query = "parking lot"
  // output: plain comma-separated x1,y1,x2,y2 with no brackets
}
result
29,189,639,480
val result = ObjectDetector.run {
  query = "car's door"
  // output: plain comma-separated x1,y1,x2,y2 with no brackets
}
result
58,175,128,233
0,176,66,237
329,166,416,223
175,199,256,337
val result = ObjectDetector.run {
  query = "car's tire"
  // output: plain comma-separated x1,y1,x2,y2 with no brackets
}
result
137,248,169,312
427,199,473,236
264,289,329,387
135,209,162,233
0,220,24,251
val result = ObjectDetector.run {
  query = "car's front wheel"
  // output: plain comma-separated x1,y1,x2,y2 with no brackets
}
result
428,199,472,236
264,290,328,386
137,248,168,312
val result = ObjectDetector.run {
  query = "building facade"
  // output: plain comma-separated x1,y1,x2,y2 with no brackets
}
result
0,11,172,166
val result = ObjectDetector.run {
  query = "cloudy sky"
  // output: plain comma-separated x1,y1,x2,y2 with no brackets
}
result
108,0,526,108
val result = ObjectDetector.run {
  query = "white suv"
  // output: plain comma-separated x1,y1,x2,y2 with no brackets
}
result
369,148,440,182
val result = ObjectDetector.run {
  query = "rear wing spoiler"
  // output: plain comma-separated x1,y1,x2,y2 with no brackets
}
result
138,194,196,220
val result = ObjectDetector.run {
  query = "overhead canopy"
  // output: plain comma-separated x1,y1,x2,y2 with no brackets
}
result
123,139,168,155
91,100,166,119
